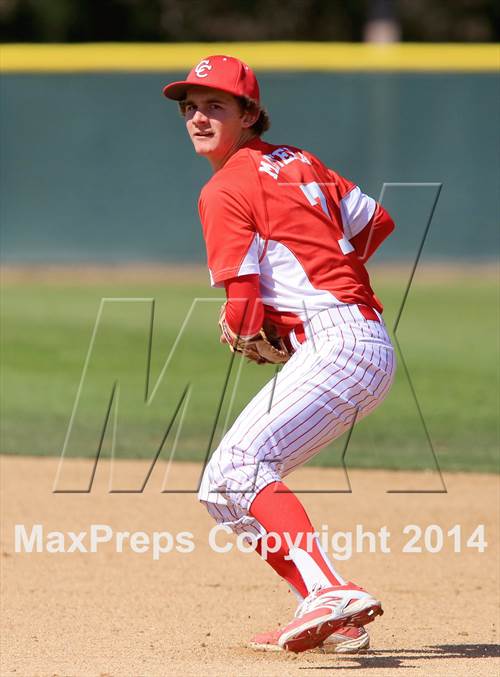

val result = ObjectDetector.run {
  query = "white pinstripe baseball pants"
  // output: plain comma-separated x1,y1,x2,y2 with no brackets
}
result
198,305,396,538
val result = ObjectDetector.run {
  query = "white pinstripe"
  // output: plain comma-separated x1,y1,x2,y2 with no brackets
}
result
198,305,396,536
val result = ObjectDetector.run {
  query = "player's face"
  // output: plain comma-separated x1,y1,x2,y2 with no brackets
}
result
183,86,253,167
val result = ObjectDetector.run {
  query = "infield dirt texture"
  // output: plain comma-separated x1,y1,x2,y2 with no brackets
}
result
1,457,498,676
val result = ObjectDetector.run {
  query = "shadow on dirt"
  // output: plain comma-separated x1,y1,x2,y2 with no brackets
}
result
299,644,500,670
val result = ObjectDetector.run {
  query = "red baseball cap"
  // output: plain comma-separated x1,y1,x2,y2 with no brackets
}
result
163,55,260,103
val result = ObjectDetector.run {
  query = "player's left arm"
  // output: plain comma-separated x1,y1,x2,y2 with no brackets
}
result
223,274,263,337
219,274,290,364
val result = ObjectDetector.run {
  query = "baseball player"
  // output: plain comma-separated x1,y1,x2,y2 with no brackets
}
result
163,55,396,654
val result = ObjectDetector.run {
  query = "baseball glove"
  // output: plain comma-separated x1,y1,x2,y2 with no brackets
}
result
218,303,291,365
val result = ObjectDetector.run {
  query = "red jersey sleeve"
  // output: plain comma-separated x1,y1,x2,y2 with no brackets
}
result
224,274,264,337
198,184,260,288
323,166,394,261
350,204,395,262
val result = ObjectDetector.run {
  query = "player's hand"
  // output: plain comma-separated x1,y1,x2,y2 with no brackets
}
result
218,303,291,365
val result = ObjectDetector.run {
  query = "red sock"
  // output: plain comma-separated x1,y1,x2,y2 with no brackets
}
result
255,536,308,599
249,481,344,589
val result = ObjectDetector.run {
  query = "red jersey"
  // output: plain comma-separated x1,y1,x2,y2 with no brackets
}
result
198,137,394,333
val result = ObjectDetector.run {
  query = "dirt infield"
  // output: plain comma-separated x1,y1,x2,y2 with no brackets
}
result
1,261,498,285
1,456,498,677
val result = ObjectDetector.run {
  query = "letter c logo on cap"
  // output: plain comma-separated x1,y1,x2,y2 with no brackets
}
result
195,59,212,78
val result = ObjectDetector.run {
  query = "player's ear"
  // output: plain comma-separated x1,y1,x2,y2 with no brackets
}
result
237,96,260,129
241,107,260,129
241,109,259,128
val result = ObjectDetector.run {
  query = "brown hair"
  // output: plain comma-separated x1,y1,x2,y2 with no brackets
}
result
178,94,271,136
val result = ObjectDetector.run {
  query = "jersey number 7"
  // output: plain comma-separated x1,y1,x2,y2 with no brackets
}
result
299,181,355,256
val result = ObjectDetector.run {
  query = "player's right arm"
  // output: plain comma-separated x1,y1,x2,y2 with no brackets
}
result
319,162,395,262
349,204,395,263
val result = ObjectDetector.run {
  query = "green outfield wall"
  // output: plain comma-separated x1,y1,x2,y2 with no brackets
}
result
1,44,499,263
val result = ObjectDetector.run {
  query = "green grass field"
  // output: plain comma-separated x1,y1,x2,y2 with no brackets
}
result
1,266,498,473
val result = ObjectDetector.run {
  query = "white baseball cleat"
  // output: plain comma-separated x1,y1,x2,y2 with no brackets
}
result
277,582,383,653
249,623,370,654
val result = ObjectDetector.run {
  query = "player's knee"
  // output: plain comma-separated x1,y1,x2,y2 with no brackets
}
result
200,496,221,523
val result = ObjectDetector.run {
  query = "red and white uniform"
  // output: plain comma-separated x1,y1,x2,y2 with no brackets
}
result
197,138,396,540
165,55,391,639
199,138,394,339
